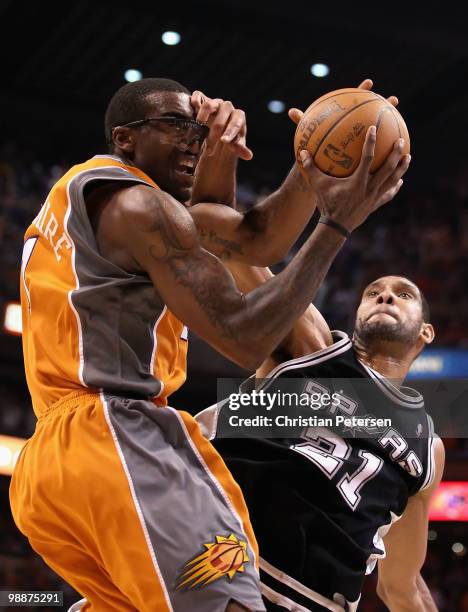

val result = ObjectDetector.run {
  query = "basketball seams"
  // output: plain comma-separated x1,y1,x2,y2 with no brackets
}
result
389,106,402,138
375,105,391,134
306,89,381,112
312,98,383,159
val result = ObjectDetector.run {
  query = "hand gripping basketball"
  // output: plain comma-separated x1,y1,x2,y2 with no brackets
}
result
298,125,411,233
292,78,411,233
288,78,398,126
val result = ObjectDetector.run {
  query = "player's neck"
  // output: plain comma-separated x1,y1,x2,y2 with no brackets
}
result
353,342,412,388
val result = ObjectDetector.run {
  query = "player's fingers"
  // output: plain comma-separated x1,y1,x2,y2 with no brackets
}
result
229,139,254,160
356,126,377,177
374,179,404,210
298,149,323,184
191,90,206,113
387,95,399,107
288,108,304,125
371,138,406,188
205,101,234,154
221,108,246,144
196,97,224,124
357,78,373,91
376,154,411,196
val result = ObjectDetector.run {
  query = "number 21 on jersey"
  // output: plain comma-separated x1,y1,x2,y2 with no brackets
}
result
290,427,383,510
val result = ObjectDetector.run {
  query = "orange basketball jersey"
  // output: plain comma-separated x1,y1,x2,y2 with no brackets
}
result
20,155,188,417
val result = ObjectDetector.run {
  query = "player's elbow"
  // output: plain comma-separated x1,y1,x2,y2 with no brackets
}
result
239,209,289,267
229,347,266,372
236,240,286,267
377,578,420,610
376,580,389,605
255,247,288,267
224,336,270,371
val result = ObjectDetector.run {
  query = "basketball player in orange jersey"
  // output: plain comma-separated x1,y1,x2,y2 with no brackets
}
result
10,77,409,611
206,263,444,611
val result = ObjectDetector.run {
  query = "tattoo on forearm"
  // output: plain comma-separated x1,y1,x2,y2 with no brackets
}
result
144,203,242,340
138,194,342,354
198,228,244,261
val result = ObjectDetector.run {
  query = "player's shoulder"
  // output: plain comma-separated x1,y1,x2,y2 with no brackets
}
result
100,184,199,266
430,435,445,482
108,183,191,233
415,435,445,501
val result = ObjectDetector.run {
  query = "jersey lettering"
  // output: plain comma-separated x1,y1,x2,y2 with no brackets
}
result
397,450,423,477
337,450,383,510
291,421,424,510
379,428,408,460
291,428,383,511
32,198,71,262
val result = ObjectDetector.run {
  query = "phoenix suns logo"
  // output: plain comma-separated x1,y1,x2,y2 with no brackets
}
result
177,534,249,589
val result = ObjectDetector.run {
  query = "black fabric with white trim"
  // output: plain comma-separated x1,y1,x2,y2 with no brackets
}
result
214,332,435,610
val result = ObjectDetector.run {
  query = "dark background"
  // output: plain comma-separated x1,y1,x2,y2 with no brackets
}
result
1,1,468,610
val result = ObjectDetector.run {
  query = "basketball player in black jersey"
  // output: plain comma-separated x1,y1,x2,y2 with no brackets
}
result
198,265,444,612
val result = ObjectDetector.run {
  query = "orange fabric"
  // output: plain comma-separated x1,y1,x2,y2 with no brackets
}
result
10,393,260,609
153,309,188,407
21,157,187,416
9,392,171,612
178,410,260,569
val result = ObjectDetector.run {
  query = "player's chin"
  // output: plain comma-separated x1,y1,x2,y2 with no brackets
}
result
171,183,193,204
359,319,402,342
170,174,194,203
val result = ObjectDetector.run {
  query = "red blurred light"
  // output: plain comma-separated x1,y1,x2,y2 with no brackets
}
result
429,482,468,521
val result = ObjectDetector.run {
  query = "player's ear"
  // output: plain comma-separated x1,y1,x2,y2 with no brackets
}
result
111,126,135,154
420,323,435,345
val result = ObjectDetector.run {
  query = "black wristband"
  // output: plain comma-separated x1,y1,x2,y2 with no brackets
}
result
318,215,351,239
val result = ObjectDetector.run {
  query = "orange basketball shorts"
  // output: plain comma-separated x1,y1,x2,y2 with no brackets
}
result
9,391,265,612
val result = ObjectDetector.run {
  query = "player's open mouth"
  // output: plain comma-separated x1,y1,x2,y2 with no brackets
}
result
177,165,194,175
174,166,195,186
176,160,196,176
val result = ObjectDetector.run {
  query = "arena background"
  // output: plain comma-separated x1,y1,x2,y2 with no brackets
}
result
1,1,468,609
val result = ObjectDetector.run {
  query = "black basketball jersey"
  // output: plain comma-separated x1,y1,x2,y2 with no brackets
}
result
211,331,436,612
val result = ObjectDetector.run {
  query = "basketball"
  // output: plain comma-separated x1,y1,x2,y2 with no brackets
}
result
294,88,410,177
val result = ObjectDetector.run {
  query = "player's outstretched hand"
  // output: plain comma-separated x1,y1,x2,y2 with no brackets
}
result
299,126,411,233
288,77,399,126
191,91,253,160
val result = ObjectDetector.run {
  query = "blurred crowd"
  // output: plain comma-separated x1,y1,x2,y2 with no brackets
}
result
0,143,69,302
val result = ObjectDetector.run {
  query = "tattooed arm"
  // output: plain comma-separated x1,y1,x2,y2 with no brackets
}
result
189,80,408,266
190,136,409,266
91,183,346,370
224,261,332,375
90,129,404,369
190,164,317,264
